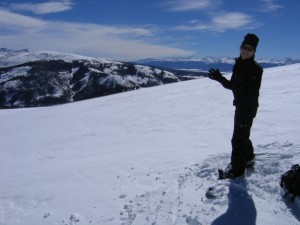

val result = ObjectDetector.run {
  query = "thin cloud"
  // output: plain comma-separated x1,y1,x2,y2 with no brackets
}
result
0,8,192,60
9,0,74,15
0,8,46,31
211,12,255,31
176,12,256,32
163,0,214,11
259,0,283,12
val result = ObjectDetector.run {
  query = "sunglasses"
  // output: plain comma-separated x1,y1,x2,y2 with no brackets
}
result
241,45,254,52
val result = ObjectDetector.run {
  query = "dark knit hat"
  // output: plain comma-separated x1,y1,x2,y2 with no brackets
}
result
241,33,259,50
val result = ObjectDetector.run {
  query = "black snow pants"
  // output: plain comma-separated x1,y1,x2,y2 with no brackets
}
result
230,107,257,176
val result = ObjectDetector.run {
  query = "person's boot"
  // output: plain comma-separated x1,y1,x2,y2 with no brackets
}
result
246,154,255,168
245,139,255,168
218,163,244,180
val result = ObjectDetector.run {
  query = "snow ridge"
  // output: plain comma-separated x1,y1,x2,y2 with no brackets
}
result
0,48,111,67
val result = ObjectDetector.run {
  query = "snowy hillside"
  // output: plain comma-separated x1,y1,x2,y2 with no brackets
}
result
0,50,203,108
0,63,300,225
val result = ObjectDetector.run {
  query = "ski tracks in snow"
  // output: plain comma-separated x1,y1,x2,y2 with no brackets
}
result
120,142,300,225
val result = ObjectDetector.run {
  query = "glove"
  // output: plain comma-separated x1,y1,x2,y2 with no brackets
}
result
208,68,222,81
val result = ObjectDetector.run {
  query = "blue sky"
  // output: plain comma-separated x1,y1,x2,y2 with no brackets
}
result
0,0,299,61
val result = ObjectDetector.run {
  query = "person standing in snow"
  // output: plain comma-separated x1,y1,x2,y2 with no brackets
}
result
208,33,263,179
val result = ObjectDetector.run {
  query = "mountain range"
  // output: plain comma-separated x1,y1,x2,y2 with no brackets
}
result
1,48,299,108
135,56,300,71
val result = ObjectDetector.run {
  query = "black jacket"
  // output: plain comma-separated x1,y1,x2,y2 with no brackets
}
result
218,56,263,109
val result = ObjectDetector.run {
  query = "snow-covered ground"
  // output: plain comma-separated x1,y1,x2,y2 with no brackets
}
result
1,63,300,225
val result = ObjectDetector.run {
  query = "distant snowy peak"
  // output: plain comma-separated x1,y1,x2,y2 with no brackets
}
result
257,57,300,65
